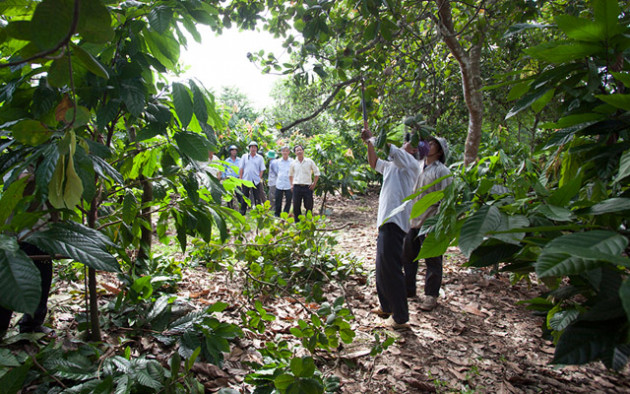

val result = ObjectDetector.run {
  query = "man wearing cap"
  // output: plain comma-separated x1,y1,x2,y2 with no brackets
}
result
289,145,320,221
266,150,278,208
239,141,266,214
275,146,293,217
224,145,242,209
402,136,452,311
362,127,421,329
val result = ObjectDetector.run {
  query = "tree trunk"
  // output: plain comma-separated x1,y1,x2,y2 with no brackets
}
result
138,176,153,260
436,0,485,166
87,200,101,341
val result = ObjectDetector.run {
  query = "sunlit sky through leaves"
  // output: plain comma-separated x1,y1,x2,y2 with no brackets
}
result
178,26,287,110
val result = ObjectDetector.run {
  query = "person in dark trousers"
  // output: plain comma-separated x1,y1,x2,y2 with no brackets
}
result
238,141,266,215
362,127,421,330
274,146,293,217
0,243,54,338
402,136,452,311
289,145,320,221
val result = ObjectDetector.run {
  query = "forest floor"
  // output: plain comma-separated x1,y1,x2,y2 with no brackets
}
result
15,189,630,392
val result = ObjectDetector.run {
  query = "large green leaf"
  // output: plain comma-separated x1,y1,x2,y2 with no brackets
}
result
465,240,521,268
536,231,629,277
555,15,605,42
25,222,119,272
148,6,173,34
593,0,622,39
459,205,502,258
31,0,73,51
582,197,630,215
536,204,574,221
190,81,208,125
174,131,210,161
172,82,193,129
619,278,630,323
12,119,51,146
553,324,618,367
0,177,28,230
72,44,108,79
0,235,41,315
614,150,630,183
417,231,450,260
120,79,146,117
524,42,602,64
122,190,138,225
595,93,630,111
490,214,530,245
77,0,114,43
410,190,444,219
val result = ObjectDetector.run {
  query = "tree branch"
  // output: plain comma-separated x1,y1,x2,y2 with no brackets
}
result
0,0,81,69
280,77,361,133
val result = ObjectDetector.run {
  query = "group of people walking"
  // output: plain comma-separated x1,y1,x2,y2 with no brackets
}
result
362,127,452,330
211,141,320,220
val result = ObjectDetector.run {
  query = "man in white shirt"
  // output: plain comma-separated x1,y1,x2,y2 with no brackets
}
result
239,141,266,215
289,145,320,221
274,146,293,217
362,127,421,329
223,145,241,209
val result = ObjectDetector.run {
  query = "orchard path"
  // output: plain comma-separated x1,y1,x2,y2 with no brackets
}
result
40,190,630,393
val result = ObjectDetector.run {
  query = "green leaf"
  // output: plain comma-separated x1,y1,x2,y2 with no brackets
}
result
148,6,173,34
524,42,602,63
490,215,530,245
12,120,51,146
417,231,450,260
290,356,316,378
172,83,193,129
174,131,210,161
122,190,138,225
506,81,530,101
593,0,622,39
77,0,114,43
555,15,606,42
536,204,574,221
536,230,629,277
190,81,208,125
615,150,630,183
31,0,73,51
595,93,630,111
549,309,580,331
619,278,630,325
459,205,502,258
0,358,33,393
531,88,555,113
583,198,630,215
0,236,41,315
553,324,617,366
72,44,109,79
410,190,444,219
506,87,553,119
63,153,83,208
120,79,146,117
548,175,582,206
0,177,28,229
612,72,630,88
25,221,119,272
274,373,295,390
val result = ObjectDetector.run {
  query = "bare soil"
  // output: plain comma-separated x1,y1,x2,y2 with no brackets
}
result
19,190,630,392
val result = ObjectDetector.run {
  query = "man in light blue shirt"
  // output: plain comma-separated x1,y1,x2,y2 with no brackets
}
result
239,141,266,214
274,146,293,217
267,150,278,208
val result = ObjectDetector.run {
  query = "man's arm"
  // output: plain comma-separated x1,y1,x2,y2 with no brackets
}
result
361,129,378,169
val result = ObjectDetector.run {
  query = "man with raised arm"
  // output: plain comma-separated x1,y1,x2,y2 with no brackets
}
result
362,127,421,330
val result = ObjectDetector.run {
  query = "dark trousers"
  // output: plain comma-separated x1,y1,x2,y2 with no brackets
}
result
0,243,53,334
375,223,408,324
292,185,313,221
402,228,443,297
240,182,263,214
275,188,292,217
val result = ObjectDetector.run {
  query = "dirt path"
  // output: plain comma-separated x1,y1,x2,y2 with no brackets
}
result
26,190,630,392
321,191,630,393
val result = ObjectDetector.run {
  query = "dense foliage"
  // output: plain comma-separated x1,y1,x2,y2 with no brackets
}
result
1,0,630,392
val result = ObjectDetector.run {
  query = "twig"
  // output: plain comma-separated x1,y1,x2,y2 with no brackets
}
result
31,355,68,389
240,269,311,312
0,0,80,69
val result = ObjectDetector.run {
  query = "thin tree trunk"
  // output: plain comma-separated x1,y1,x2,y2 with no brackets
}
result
138,176,153,260
436,0,485,166
87,200,101,341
